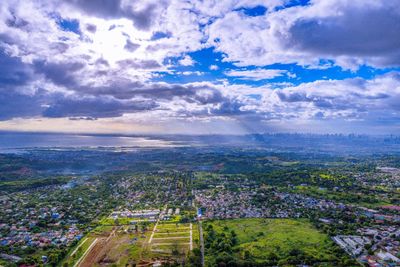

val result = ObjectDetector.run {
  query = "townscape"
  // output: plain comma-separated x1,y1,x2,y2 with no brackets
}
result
1,0,400,265
0,145,399,267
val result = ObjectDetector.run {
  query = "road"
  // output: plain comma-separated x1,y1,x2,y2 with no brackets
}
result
189,223,193,251
70,238,88,257
148,219,159,244
198,221,205,267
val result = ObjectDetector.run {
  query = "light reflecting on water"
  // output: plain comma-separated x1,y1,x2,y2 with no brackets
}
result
0,132,180,151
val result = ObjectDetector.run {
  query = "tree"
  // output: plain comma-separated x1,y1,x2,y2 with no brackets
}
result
243,250,251,260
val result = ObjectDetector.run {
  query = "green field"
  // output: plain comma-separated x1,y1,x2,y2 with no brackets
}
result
203,218,357,266
291,185,391,208
148,222,196,256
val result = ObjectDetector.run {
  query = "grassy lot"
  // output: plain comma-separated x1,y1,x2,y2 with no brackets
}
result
99,216,155,225
147,222,197,260
291,185,391,208
203,218,356,266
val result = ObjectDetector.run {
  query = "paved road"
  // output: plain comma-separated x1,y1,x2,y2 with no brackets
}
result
198,221,205,267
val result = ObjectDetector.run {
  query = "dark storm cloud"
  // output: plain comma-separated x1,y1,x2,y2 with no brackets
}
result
287,3,400,66
137,84,225,104
33,60,85,87
0,50,44,120
0,51,161,120
78,81,226,104
60,76,247,117
85,23,97,33
65,0,123,18
73,78,222,103
49,42,70,53
42,95,158,118
94,58,110,67
0,91,44,120
64,0,162,31
6,12,29,29
124,39,140,52
0,50,33,87
117,59,160,69
276,89,357,111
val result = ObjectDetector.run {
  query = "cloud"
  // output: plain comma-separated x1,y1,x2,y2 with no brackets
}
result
209,65,219,70
42,94,158,118
1,0,400,134
286,0,400,68
260,72,400,121
179,55,196,66
63,0,166,31
33,60,85,87
207,0,400,68
225,69,288,80
117,59,161,69
124,39,140,52
0,50,45,120
0,90,45,120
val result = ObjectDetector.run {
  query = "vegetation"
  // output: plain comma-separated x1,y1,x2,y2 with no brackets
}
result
203,218,358,266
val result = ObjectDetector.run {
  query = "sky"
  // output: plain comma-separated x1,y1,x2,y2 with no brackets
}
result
0,0,400,135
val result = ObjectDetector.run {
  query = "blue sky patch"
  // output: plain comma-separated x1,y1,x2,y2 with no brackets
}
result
57,18,80,34
155,47,400,87
236,5,267,16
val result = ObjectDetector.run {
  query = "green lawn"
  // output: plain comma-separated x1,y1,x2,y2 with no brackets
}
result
203,218,356,266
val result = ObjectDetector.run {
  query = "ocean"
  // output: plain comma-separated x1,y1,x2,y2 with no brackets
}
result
0,132,178,152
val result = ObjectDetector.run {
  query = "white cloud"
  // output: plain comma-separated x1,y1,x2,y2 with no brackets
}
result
256,72,400,121
179,55,196,66
225,68,288,80
177,71,204,76
209,64,219,70
1,0,400,133
207,0,400,69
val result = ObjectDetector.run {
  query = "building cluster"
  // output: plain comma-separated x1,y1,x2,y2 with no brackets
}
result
358,207,400,224
115,175,192,210
356,225,400,267
0,224,82,248
111,209,160,220
0,192,83,250
0,177,113,260
195,178,400,267
194,188,346,219
195,189,264,219
333,235,371,256
355,167,400,191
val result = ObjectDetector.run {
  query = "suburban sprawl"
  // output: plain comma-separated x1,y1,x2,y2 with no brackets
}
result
0,136,400,266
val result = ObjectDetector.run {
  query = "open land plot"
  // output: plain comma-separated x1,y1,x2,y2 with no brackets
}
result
62,222,199,267
153,231,190,238
61,224,154,267
203,218,354,266
145,222,198,261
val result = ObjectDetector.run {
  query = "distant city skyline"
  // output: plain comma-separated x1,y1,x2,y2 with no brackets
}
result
1,0,400,134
